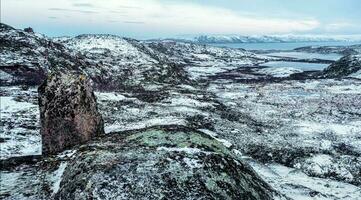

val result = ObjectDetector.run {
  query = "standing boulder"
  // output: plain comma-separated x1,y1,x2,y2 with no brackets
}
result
39,72,104,155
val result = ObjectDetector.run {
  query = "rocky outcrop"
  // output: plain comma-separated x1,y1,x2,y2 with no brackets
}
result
0,23,93,86
322,54,361,78
38,72,104,155
55,126,280,200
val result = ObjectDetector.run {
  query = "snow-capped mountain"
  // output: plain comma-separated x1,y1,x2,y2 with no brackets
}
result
175,34,361,44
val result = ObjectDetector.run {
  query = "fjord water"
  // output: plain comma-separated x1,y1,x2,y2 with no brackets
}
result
260,61,330,71
209,41,361,50
210,41,361,71
264,52,342,61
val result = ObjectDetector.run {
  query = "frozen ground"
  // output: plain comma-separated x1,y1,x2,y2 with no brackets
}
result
1,80,360,199
247,159,361,200
207,78,361,193
0,86,41,160
93,69,361,199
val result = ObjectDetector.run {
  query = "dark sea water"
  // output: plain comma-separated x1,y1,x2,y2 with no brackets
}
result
209,41,361,50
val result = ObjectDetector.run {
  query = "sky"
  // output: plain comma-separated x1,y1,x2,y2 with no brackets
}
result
1,0,361,39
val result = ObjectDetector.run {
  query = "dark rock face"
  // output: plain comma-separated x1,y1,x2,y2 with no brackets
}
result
55,126,279,200
322,54,361,78
38,72,104,155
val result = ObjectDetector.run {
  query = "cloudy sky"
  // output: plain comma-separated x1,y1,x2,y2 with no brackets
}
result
1,0,361,38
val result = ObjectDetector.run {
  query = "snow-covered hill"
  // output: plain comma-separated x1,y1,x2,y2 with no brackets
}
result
0,23,91,85
1,23,271,89
323,54,361,79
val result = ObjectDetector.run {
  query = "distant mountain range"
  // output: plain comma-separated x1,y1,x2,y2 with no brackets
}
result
159,34,361,44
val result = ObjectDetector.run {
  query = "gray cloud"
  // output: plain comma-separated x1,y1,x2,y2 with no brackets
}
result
119,5,142,9
73,3,94,8
49,8,98,14
108,20,120,23
123,21,145,24
109,10,128,16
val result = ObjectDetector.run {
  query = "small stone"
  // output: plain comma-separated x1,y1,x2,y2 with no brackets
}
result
38,72,104,155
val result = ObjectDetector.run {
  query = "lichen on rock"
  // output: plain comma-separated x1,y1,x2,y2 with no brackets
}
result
38,72,104,155
55,126,279,200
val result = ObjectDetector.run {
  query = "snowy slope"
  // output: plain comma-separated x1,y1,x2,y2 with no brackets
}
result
61,34,157,65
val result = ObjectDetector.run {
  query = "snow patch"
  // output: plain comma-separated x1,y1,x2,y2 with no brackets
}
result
105,117,187,133
95,92,127,101
348,70,361,79
157,147,211,155
183,157,204,169
50,162,67,195
247,160,361,200
258,67,303,77
198,129,233,148
0,96,37,118
296,121,361,135
168,96,213,108
327,84,361,94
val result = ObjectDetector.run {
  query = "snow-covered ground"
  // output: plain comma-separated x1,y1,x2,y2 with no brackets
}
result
61,35,157,65
0,86,41,159
2,70,361,200
247,159,361,200
1,27,360,199
208,78,361,189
